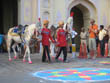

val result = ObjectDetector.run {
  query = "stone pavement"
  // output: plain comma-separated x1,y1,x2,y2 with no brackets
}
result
0,53,110,83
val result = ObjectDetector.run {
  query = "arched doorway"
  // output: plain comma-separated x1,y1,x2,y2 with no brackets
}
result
0,0,18,34
70,4,90,51
67,0,97,51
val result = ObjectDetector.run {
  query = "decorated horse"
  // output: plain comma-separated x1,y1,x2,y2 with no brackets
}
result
6,24,39,64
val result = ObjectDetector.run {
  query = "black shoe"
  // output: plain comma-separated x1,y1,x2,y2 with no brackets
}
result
48,60,52,64
42,60,46,62
55,59,60,62
107,56,110,58
63,60,69,63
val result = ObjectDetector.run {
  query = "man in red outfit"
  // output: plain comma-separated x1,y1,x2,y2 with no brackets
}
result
55,21,68,63
41,20,55,63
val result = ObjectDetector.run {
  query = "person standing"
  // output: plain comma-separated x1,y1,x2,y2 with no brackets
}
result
71,27,78,44
88,19,98,59
80,28,88,53
41,20,55,63
98,25,107,57
71,27,77,58
106,25,110,57
55,21,68,63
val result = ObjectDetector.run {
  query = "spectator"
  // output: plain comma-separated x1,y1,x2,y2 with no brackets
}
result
88,19,98,59
80,28,88,54
107,25,110,57
98,25,107,57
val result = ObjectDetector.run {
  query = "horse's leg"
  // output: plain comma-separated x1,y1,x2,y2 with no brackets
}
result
17,44,24,59
27,45,32,64
19,44,24,59
23,45,27,62
12,43,18,59
7,45,12,61
7,39,12,61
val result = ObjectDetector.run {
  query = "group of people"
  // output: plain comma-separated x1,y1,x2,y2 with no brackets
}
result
40,20,71,63
36,12,77,63
1,12,110,63
40,18,110,63
80,19,110,59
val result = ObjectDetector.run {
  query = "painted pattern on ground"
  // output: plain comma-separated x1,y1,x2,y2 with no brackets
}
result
33,68,110,81
99,61,110,65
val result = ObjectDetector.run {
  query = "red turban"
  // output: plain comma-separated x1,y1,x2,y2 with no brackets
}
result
70,12,74,17
43,20,49,25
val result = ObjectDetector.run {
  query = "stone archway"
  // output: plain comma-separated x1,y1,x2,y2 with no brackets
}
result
70,4,90,51
67,0,97,51
67,0,97,29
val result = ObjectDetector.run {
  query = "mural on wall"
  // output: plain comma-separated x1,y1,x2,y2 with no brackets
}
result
23,0,32,24
99,61,110,65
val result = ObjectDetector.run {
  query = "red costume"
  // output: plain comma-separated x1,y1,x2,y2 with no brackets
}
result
57,28,67,47
41,27,54,46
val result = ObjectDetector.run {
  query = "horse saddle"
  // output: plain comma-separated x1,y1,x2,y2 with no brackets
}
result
12,26,25,35
9,32,19,36
9,28,19,36
13,28,18,33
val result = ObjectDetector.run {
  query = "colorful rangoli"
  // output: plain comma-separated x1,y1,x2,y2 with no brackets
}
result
99,61,110,65
33,68,110,81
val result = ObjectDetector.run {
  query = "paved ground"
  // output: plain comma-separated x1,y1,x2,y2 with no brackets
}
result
0,53,110,83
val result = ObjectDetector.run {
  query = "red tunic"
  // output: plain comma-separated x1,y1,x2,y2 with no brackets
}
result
57,28,67,47
41,28,54,46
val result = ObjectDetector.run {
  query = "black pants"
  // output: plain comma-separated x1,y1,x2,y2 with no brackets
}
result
100,40,105,56
0,45,3,53
72,38,75,44
55,47,67,61
42,46,51,62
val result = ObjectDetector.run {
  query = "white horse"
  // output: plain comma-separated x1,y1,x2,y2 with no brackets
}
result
7,24,38,64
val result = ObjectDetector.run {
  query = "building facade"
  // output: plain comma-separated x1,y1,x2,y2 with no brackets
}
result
1,0,110,50
1,0,110,33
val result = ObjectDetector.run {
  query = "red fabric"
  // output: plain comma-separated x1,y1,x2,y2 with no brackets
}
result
38,18,40,21
41,28,55,46
70,12,74,17
57,28,67,47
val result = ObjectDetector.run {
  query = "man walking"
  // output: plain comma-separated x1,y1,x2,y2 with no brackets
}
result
55,21,68,63
41,20,55,63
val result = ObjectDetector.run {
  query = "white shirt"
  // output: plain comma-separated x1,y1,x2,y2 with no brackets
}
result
71,30,77,38
80,31,88,39
67,17,73,31
98,29,107,41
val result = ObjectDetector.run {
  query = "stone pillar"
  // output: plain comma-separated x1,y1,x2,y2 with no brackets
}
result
32,0,38,23
19,0,32,25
